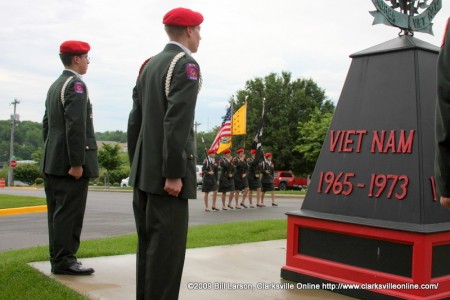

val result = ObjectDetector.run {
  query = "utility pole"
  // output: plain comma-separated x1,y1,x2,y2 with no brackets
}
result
194,121,201,136
194,121,201,158
8,98,20,187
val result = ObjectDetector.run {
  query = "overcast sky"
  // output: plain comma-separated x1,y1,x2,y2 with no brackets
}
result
1,1,449,133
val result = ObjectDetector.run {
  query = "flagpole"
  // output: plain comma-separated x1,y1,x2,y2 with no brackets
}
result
261,97,265,154
262,97,265,117
243,95,248,148
230,99,234,150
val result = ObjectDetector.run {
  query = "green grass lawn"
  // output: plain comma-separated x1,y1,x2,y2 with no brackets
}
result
0,219,287,300
0,194,46,209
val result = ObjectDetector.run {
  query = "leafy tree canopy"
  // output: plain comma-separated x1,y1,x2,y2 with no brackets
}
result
294,108,334,173
98,143,122,185
95,130,127,143
231,71,335,175
0,120,43,162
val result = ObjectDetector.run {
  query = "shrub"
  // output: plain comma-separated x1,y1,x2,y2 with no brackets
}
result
14,162,42,185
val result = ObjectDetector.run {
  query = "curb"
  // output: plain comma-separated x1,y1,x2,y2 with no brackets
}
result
0,205,47,216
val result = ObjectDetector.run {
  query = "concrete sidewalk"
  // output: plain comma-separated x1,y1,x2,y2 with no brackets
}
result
30,240,354,300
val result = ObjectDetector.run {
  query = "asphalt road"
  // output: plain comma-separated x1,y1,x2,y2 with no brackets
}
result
0,188,303,252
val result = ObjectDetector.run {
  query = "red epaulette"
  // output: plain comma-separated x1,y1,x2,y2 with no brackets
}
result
137,57,153,80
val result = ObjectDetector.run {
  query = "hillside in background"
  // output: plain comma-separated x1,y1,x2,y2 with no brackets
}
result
0,120,126,162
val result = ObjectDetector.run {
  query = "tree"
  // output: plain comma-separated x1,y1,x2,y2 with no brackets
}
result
31,148,43,166
294,108,334,174
232,71,335,175
98,143,122,186
95,130,127,143
13,121,43,160
109,152,130,184
0,120,44,162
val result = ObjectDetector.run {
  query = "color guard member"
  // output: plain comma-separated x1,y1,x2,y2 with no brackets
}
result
218,149,235,210
260,152,278,206
247,149,262,208
202,149,219,211
233,148,249,208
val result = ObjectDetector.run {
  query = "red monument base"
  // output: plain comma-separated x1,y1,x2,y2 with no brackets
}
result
281,212,450,299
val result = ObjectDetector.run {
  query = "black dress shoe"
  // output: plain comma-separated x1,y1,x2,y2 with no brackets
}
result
52,263,95,275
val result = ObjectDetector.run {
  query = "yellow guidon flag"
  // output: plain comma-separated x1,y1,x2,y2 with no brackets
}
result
232,102,247,136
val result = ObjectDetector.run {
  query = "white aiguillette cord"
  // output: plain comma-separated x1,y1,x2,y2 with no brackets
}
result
165,52,202,98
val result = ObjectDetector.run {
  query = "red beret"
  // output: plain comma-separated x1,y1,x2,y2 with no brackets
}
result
223,149,231,154
163,7,204,27
60,40,90,55
250,149,257,154
208,149,216,154
265,153,272,157
237,148,245,153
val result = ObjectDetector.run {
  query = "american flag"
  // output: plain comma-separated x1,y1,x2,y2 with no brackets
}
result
210,105,232,152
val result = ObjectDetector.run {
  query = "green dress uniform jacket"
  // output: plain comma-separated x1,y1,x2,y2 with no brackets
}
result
128,44,199,199
435,18,450,197
40,70,99,177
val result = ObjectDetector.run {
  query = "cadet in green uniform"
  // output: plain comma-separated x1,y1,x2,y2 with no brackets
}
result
233,148,249,208
40,40,99,275
218,149,235,210
436,18,450,210
202,149,219,211
127,7,203,300
260,152,278,206
247,149,262,208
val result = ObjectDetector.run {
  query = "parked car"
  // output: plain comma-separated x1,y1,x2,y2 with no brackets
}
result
196,165,203,186
273,170,308,190
121,177,129,187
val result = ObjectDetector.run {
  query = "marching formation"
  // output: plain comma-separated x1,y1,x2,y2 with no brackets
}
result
201,148,278,211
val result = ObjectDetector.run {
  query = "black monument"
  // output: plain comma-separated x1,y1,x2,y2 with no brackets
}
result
281,1,450,299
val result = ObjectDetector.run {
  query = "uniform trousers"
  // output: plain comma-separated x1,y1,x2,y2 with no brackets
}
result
133,189,189,300
44,174,89,269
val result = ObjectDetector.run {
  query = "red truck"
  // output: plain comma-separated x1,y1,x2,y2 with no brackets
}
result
273,170,308,191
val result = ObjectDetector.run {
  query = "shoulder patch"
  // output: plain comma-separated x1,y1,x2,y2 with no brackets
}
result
73,82,85,94
185,63,199,80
